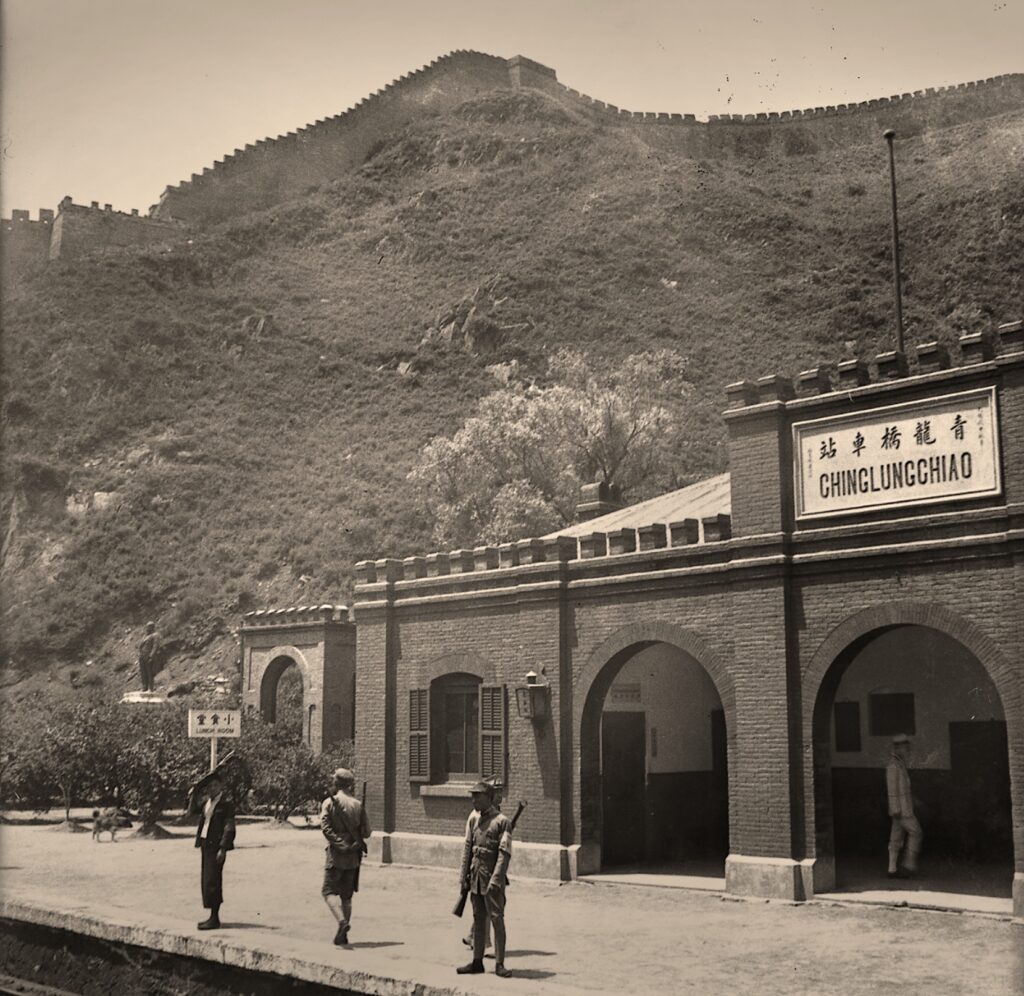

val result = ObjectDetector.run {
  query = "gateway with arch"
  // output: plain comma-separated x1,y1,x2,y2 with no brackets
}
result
241,321,1023,915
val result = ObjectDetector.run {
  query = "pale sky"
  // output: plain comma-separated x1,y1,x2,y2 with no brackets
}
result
2,0,1021,216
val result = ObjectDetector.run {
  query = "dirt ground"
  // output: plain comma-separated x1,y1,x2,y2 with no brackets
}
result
0,818,1021,995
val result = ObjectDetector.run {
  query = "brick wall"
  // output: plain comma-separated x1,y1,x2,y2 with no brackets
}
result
350,334,1023,906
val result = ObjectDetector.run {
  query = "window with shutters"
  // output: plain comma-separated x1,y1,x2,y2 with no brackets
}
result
479,684,506,782
409,688,430,781
408,674,505,785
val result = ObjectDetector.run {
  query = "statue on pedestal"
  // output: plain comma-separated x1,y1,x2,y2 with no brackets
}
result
138,621,160,692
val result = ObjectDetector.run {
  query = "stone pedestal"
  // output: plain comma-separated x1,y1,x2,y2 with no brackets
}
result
120,690,166,705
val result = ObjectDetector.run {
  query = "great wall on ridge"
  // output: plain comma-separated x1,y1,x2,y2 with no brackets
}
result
3,51,1023,273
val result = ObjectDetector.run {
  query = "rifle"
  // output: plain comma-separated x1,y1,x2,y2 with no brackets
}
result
453,799,527,917
359,780,368,855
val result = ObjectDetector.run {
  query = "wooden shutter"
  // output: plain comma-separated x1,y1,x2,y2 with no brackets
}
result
479,684,506,783
409,688,430,782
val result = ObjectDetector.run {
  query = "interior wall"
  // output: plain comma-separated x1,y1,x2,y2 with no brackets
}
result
829,626,1004,769
602,643,722,773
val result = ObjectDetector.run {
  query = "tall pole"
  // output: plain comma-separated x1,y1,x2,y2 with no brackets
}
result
883,129,905,353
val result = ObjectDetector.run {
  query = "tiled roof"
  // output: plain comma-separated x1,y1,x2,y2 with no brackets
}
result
548,472,732,538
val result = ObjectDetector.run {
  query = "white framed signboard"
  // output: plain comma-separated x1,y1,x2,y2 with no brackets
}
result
793,386,1001,520
188,708,242,738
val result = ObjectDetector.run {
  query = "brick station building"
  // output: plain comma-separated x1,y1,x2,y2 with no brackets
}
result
243,321,1023,915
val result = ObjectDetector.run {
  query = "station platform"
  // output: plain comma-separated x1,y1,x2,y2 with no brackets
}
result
0,821,1020,995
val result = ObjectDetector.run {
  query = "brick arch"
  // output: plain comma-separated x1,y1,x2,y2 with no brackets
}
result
258,646,313,724
804,601,1021,889
575,620,736,732
804,601,1017,715
576,620,737,866
416,650,491,686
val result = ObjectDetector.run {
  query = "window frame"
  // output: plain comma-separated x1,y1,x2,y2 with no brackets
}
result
407,674,506,786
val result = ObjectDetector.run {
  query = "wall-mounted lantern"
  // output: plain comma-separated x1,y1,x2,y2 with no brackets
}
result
515,670,549,723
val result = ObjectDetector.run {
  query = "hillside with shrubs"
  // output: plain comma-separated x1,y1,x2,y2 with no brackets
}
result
2,86,1022,709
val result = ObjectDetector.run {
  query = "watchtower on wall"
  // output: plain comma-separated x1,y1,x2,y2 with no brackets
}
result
240,604,356,751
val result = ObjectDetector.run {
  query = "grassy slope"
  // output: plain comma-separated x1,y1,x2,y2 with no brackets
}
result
1,89,1021,703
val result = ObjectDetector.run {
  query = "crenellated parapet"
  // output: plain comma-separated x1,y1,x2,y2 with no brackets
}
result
1,207,55,275
48,197,184,260
2,197,185,271
549,71,1024,157
725,320,1023,409
153,49,512,225
351,508,741,607
241,604,350,628
150,51,1024,226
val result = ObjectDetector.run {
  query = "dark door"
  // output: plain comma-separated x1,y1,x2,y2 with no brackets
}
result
949,720,1012,860
601,712,646,867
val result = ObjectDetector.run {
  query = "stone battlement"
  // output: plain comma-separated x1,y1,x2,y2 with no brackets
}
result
151,52,1024,225
724,319,1023,409
8,54,1022,263
241,604,350,627
2,196,184,275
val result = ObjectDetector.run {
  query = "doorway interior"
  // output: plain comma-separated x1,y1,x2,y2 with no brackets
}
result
817,625,1013,906
593,643,728,880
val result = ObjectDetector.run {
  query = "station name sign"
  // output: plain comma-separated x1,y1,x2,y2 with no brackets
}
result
793,387,1001,519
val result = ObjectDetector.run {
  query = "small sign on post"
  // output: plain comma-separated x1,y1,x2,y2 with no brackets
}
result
188,708,242,772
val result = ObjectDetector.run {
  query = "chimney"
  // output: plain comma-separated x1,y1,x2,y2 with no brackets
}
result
576,481,625,523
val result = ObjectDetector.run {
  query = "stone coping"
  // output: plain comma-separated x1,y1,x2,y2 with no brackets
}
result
0,898,536,996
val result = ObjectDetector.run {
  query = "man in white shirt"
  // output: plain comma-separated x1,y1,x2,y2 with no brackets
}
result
886,734,923,878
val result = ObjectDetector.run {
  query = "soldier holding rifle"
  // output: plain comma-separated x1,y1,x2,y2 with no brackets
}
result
456,781,524,979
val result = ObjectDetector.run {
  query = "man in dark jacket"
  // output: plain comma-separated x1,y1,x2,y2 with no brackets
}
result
194,774,235,930
320,767,371,945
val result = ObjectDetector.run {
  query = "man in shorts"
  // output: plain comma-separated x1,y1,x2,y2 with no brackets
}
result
320,767,370,945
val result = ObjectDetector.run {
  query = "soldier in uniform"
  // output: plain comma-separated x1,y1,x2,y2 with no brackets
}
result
462,776,501,954
457,780,512,978
320,767,371,945
886,733,923,877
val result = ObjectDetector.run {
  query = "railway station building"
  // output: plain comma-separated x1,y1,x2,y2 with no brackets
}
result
241,321,1023,915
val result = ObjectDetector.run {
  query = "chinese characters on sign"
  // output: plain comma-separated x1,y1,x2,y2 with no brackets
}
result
187,709,242,738
793,387,1001,519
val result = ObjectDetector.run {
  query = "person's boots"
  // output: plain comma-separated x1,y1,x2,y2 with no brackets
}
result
495,963,512,978
457,961,485,975
198,906,221,930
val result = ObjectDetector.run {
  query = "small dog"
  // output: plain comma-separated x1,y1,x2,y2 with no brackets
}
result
92,808,120,842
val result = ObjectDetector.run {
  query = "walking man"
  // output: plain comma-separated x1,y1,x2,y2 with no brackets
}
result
458,780,512,979
321,767,371,945
886,733,923,878
194,774,235,930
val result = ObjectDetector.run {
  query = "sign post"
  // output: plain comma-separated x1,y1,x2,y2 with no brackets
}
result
188,709,242,773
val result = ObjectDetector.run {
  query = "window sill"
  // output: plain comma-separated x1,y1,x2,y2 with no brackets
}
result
419,782,478,798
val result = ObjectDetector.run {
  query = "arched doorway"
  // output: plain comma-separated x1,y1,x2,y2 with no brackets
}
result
580,640,729,877
812,624,1014,900
260,655,306,742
